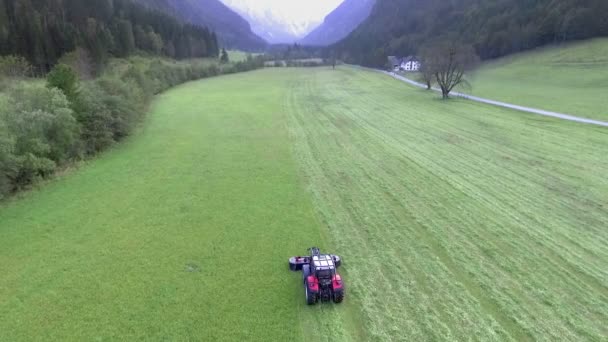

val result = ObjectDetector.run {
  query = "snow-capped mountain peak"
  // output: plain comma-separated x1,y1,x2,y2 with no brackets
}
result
220,0,343,43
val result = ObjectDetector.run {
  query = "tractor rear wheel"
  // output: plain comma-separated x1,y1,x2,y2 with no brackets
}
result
333,290,344,304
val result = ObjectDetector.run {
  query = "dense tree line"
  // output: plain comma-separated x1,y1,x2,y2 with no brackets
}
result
334,0,608,67
0,54,265,199
0,0,220,72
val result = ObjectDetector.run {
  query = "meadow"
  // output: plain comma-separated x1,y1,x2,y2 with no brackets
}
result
227,50,261,62
466,38,608,121
1,67,606,341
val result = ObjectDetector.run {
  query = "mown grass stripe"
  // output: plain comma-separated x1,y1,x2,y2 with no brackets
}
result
285,67,607,341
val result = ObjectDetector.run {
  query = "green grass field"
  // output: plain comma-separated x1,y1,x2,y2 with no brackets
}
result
466,38,608,121
1,67,607,341
227,50,261,62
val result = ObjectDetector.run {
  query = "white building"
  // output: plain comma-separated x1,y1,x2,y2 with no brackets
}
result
400,56,421,72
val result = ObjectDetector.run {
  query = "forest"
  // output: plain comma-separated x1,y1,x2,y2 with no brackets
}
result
334,0,608,66
0,0,220,72
0,0,266,199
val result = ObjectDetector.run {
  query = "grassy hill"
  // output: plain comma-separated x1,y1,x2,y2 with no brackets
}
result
1,67,607,340
467,38,608,121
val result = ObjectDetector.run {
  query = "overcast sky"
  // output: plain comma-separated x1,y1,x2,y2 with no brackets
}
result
224,0,344,23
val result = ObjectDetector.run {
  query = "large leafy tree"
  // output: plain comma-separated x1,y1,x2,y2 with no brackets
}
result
420,43,480,99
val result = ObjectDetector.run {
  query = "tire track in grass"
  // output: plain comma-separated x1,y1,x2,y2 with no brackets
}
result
346,73,608,338
304,74,532,340
348,71,608,287
314,85,532,341
285,76,368,342
308,90,510,340
380,71,608,338
370,94,608,297
357,99,608,299
288,69,510,340
287,76,448,340
285,67,608,341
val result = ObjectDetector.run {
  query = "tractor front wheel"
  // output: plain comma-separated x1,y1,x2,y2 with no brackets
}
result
302,264,311,282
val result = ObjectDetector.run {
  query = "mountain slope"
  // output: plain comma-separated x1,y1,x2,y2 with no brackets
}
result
335,0,608,66
300,0,375,46
138,0,266,50
0,0,219,70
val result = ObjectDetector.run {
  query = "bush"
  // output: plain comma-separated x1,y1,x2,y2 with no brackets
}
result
58,48,95,80
47,64,80,103
0,118,16,199
96,76,144,140
74,84,115,154
0,55,33,78
1,83,80,191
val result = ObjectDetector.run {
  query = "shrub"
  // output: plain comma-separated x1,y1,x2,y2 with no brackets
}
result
58,48,95,80
0,117,16,199
95,76,144,140
74,84,115,154
0,55,33,78
2,83,80,189
47,64,80,103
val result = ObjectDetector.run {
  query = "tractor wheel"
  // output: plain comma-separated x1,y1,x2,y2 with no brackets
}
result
302,264,311,283
305,278,317,305
333,290,344,304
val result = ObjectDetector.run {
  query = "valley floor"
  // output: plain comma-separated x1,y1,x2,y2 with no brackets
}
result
1,67,606,341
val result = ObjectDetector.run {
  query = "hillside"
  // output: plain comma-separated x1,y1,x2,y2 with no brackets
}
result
335,0,608,66
466,38,608,121
300,0,375,46
137,0,267,50
0,0,219,70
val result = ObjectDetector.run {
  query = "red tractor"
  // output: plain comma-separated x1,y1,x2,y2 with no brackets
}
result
289,247,344,305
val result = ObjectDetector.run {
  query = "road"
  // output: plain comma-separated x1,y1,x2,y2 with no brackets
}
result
379,70,608,128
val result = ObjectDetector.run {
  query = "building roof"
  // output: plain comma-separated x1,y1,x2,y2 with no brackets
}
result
400,56,420,64
388,56,400,65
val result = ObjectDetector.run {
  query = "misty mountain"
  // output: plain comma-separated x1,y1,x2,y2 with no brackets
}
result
220,1,303,43
137,0,267,50
300,0,375,46
220,0,343,44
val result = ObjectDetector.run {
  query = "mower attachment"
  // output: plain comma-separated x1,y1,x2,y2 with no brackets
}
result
289,255,341,271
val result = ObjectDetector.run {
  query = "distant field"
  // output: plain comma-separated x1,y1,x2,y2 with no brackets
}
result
227,50,260,62
265,58,325,67
467,38,608,121
1,67,607,341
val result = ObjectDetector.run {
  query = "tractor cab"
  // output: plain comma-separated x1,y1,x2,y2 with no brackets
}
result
311,254,336,283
